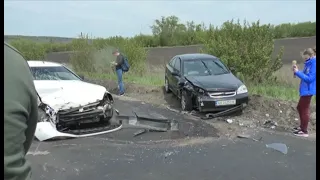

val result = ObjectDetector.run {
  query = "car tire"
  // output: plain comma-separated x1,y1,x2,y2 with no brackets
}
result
181,90,193,111
164,77,171,93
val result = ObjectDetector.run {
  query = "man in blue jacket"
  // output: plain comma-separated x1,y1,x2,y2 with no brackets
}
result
292,48,316,137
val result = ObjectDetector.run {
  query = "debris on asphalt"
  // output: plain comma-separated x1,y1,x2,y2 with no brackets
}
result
263,120,278,129
166,106,180,113
201,105,243,120
237,134,262,142
266,143,288,154
265,114,270,117
133,129,147,137
226,119,233,124
162,150,180,158
114,109,120,115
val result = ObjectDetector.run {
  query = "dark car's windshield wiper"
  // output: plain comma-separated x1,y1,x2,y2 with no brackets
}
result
212,61,229,74
201,61,212,75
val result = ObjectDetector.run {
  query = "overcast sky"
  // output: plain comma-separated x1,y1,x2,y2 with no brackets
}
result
4,0,316,38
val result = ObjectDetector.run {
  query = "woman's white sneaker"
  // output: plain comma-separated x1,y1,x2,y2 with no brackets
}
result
293,130,309,137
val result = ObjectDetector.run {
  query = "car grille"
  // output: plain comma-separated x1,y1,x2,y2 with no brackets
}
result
208,91,236,98
57,102,103,124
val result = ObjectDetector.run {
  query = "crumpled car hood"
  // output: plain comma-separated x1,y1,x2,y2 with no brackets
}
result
185,73,242,91
34,80,108,110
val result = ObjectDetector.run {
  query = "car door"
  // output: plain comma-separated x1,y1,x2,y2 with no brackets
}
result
171,57,182,95
165,57,177,91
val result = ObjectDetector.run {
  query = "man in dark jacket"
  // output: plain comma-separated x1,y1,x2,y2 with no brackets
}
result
4,42,38,180
112,49,125,95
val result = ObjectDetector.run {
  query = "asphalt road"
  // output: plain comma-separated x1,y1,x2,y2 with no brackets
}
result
27,98,316,180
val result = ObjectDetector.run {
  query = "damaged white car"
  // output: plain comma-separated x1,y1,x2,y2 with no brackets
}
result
28,61,121,141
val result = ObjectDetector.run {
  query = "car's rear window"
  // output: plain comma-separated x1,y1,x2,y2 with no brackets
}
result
30,66,81,80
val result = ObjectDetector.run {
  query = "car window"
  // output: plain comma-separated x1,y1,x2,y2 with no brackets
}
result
203,59,229,75
30,66,82,80
174,58,181,71
183,59,229,76
169,57,176,67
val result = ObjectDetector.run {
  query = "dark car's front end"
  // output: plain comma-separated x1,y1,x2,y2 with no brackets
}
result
184,74,249,113
195,86,249,112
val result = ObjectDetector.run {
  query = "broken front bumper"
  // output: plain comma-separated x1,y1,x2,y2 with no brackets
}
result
198,93,249,112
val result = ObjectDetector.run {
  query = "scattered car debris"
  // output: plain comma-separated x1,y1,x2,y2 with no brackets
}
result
237,134,262,142
263,120,278,129
166,106,180,113
133,129,147,137
116,111,179,136
201,105,244,120
266,143,288,154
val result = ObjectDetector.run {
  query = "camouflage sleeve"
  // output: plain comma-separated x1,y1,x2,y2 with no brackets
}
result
4,42,38,180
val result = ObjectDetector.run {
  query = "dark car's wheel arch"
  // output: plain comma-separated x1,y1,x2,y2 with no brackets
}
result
164,76,171,93
181,89,193,111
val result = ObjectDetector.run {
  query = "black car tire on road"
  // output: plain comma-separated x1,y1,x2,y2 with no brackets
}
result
164,77,171,93
181,90,193,111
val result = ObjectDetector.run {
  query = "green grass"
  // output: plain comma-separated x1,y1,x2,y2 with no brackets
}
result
249,84,298,101
82,72,164,87
82,71,316,104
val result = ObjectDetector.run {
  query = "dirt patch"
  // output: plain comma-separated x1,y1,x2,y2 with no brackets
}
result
88,79,316,133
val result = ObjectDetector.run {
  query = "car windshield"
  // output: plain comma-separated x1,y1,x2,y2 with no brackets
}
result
30,66,81,80
183,59,230,76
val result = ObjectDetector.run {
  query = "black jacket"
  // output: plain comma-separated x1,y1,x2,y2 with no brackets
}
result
116,54,124,70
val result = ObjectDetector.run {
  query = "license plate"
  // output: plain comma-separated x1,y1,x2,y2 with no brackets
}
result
215,100,236,106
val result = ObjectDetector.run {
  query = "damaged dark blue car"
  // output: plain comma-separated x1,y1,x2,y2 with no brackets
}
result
164,53,249,113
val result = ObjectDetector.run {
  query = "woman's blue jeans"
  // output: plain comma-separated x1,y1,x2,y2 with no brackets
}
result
116,68,125,94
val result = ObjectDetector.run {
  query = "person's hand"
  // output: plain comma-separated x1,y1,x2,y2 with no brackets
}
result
111,61,117,66
292,65,299,73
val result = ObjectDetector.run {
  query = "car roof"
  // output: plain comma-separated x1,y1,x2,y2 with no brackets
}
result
176,53,218,61
27,60,63,67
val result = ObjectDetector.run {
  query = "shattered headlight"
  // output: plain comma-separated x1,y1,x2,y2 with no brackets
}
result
194,86,205,94
198,88,205,93
38,108,48,122
237,85,248,94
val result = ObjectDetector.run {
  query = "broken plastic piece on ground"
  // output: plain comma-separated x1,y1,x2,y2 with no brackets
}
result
114,108,120,115
116,111,178,132
237,134,262,142
133,129,147,137
266,143,288,154
263,120,278,128
201,105,243,120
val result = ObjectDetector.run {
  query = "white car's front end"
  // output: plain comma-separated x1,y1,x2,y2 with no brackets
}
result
28,61,121,141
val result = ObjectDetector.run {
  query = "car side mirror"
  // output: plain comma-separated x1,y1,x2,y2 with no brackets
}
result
171,71,179,76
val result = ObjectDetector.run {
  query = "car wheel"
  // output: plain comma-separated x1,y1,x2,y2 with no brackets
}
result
164,77,171,93
181,90,193,111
